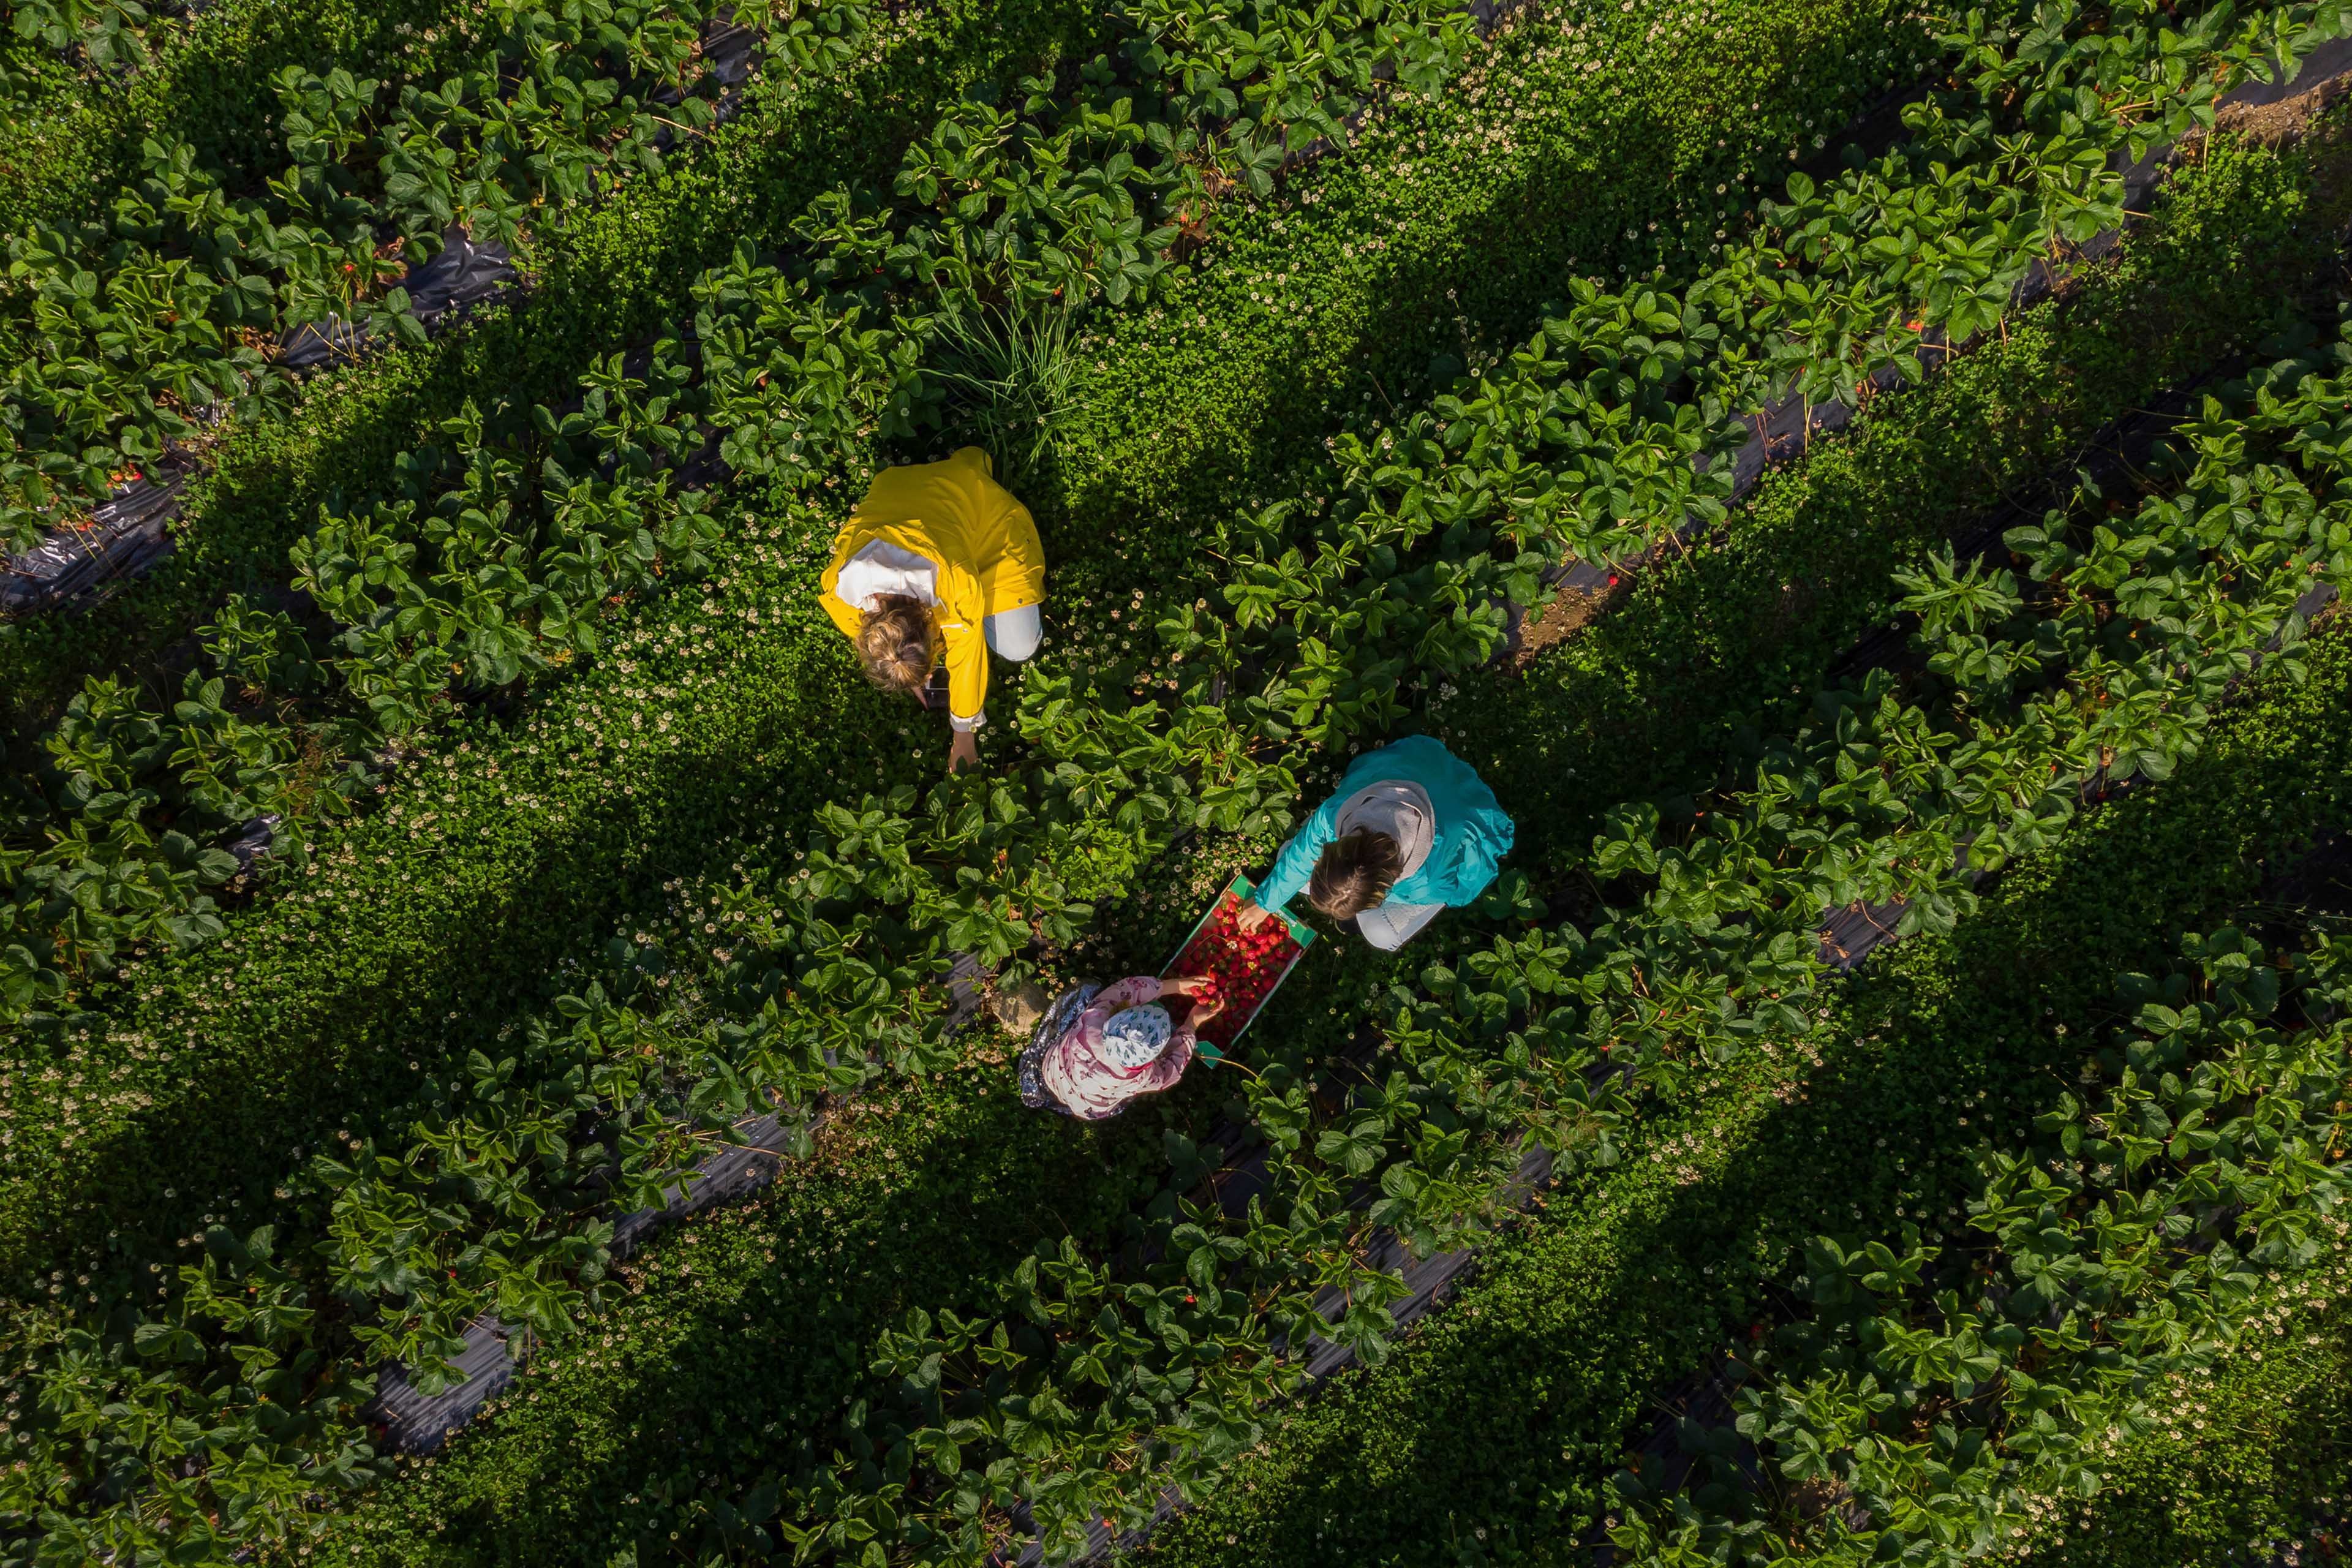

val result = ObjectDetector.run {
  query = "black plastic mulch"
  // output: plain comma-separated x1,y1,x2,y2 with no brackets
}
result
276,221,520,371
0,463,192,616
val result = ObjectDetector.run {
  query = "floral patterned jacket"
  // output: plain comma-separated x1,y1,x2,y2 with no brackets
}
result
1036,976,1197,1120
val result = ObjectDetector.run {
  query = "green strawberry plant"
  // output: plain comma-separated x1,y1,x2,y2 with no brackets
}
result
9,0,157,76
13,4,2352,1561
719,294,2352,1568
1175,0,2321,774
132,67,2352,1561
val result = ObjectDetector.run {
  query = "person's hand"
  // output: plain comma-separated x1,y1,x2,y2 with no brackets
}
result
1162,975,1209,999
948,729,980,772
1191,992,1224,1023
1235,899,1276,933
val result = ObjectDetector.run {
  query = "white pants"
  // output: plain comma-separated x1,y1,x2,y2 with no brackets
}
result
1355,899,1444,951
984,603,1042,661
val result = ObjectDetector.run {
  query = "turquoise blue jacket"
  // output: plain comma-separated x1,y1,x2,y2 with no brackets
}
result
1256,736,1515,914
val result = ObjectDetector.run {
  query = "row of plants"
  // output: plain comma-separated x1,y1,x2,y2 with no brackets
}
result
0,0,2248,1438
6,0,1947,740
701,0,2352,1316
0,0,1486,771
23,6,2333,1561
1607,927,2352,1564
1144,616,2352,1566
308,76,2352,1568
685,0,2333,1170
0,0,1931,1272
0,0,1499,605
979,0,2352,1252
0,0,1496,1027
13,0,2295,1551
1102,0,2320,778
0,0,1112,729
617,0,2309,1109
0,0,963,1011
277,0,1497,720
550,34,2352,1532
1033,0,1940,609
0,0,1853,1542
321,1023,1221,1566
2,499,1148,1555
1436,117,2352,872
1105,113,2352,1561
0,0,1162,1073
303,826,1287,1566
337,576,2336,1568
4,73,2314,1568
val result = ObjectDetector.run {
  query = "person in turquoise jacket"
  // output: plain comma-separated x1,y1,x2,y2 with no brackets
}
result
1236,735,1515,951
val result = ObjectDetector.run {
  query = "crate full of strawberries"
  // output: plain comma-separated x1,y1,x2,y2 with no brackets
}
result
1159,873,1316,1060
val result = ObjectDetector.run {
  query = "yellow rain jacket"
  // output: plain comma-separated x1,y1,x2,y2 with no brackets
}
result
821,448,1046,728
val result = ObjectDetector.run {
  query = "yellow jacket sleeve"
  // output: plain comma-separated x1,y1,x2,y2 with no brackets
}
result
938,560,990,728
819,587,862,642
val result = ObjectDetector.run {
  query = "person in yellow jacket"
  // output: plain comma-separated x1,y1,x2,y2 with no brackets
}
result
820,447,1046,771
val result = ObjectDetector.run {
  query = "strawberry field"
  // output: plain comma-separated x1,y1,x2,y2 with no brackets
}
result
7,0,2352,1562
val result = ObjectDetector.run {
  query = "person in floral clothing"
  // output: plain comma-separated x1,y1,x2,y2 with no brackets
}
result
1018,975,1220,1120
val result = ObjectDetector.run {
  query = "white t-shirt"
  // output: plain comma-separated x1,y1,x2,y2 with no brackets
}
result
832,538,938,611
